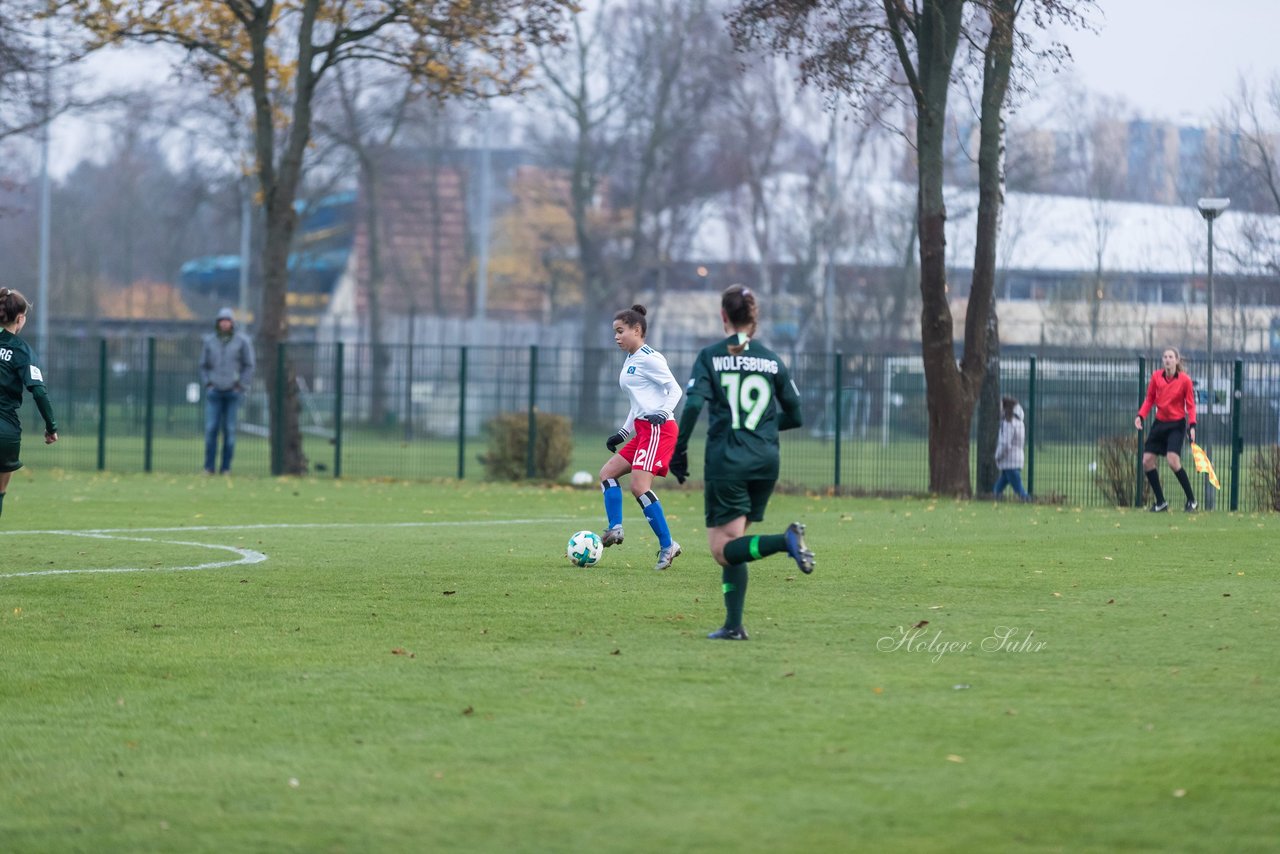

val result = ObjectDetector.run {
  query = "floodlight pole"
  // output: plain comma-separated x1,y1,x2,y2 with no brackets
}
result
1197,197,1230,509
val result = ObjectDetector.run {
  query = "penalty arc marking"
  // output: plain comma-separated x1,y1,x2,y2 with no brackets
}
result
0,517,573,580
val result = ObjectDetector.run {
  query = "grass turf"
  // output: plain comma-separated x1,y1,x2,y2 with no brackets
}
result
1,470,1276,852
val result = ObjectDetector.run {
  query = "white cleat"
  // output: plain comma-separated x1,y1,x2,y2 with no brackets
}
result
654,541,682,571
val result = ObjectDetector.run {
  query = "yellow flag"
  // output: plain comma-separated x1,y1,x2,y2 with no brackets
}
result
1190,442,1220,490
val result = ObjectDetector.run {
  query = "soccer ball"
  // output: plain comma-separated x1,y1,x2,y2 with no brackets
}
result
566,530,604,567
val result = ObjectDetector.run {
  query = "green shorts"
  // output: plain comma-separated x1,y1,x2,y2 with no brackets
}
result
704,478,776,528
0,436,23,473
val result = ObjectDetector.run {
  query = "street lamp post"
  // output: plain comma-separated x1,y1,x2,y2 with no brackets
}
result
1197,197,1230,509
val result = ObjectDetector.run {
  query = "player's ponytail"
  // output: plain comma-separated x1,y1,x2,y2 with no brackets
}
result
722,284,757,354
614,304,648,338
0,287,30,327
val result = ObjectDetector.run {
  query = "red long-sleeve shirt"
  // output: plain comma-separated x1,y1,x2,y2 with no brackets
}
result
1137,369,1196,426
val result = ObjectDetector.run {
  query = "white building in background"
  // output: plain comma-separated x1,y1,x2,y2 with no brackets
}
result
675,178,1280,353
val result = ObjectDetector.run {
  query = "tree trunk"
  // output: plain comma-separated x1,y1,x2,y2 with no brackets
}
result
965,0,1017,496
976,306,1001,493
914,0,968,496
258,201,305,475
250,2,318,476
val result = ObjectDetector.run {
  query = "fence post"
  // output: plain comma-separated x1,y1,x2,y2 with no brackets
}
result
403,318,416,442
273,342,286,476
1027,355,1037,497
457,346,468,480
144,337,156,472
833,353,843,489
1231,359,1243,512
333,341,344,479
97,338,107,471
1134,355,1146,507
527,345,538,479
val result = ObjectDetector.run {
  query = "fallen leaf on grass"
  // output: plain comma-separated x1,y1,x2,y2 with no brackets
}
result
1172,789,1186,798
946,754,965,763
462,706,474,716
912,620,929,629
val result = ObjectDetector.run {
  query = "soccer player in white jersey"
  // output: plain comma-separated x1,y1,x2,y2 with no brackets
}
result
598,304,683,571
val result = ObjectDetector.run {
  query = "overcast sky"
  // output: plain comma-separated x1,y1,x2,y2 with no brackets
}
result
1052,0,1280,124
44,1,1280,176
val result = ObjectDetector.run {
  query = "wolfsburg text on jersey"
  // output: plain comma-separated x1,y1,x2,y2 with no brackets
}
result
710,355,780,374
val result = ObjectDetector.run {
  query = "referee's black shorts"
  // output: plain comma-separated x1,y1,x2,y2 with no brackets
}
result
1144,418,1186,456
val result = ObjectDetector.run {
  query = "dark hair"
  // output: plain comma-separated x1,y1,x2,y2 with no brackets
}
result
613,304,648,337
721,284,757,354
0,288,30,326
1001,396,1018,421
721,284,757,335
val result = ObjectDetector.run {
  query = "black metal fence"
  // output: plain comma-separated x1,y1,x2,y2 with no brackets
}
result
24,336,1280,510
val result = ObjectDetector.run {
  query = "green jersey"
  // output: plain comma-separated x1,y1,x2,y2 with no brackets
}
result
0,329,55,438
677,335,803,480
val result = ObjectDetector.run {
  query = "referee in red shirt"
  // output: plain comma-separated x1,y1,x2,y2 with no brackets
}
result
1134,347,1197,512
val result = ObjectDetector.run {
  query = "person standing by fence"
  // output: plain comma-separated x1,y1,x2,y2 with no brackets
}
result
598,305,684,572
1134,347,1197,512
670,284,815,641
0,288,59,518
200,307,255,475
993,396,1029,501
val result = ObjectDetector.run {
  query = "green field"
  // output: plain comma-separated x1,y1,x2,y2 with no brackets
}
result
27,426,1267,511
1,470,1276,852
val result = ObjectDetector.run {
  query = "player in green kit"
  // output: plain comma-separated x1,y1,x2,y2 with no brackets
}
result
671,284,814,640
0,288,59,519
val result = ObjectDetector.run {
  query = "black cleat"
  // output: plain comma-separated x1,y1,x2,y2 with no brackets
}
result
1149,501,1169,513
1184,500,1198,512
784,522,815,574
707,626,749,640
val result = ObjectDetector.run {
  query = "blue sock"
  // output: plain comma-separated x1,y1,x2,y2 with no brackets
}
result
602,479,623,529
637,491,672,548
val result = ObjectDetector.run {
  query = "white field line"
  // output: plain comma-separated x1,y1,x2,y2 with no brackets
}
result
0,517,575,536
0,516,575,579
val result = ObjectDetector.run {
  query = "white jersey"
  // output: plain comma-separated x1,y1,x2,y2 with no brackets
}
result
618,344,682,436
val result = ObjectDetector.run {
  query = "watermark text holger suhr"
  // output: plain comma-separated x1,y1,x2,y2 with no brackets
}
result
877,626,1046,663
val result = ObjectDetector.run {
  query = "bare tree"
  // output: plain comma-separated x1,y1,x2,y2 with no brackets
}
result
730,0,1094,496
313,65,419,424
61,0,573,474
535,0,739,424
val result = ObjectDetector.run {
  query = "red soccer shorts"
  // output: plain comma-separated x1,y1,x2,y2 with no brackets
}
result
620,419,679,476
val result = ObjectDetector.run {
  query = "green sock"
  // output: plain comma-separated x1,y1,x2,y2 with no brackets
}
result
723,533,788,565
721,563,748,628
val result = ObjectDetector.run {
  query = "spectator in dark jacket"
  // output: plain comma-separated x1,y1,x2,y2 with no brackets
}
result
199,307,255,474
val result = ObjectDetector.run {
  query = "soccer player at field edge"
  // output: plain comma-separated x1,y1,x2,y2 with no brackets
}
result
670,284,815,641
0,288,59,518
598,304,684,572
1134,346,1197,512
